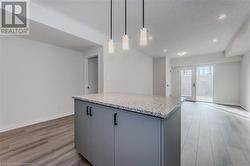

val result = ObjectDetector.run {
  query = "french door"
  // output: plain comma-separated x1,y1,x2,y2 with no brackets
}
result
180,67,196,101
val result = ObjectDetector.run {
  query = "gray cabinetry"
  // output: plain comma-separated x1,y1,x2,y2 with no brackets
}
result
74,99,181,166
115,110,161,166
90,104,115,166
74,100,115,166
74,100,91,160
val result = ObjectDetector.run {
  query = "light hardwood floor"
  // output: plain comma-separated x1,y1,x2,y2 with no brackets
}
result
0,116,90,166
181,102,250,166
0,102,249,166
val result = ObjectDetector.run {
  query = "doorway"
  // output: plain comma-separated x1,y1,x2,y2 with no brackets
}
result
87,56,98,94
196,65,214,102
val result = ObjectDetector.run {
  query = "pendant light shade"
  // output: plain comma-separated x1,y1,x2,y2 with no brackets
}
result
108,39,114,53
108,0,114,53
122,34,129,50
122,0,129,50
140,0,148,46
140,27,148,46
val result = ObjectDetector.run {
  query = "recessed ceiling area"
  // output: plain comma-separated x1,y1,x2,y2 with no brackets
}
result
23,20,99,52
34,0,250,57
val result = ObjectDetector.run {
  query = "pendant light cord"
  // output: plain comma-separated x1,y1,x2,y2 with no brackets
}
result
125,0,127,35
110,0,113,40
142,0,144,28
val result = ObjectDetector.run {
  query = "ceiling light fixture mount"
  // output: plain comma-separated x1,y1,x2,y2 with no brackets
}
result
163,49,168,53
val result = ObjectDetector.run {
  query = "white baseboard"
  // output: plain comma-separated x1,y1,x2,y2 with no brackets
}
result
240,104,250,112
213,102,241,107
0,112,74,133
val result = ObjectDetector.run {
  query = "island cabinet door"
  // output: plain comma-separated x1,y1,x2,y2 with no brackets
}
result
90,104,115,166
114,110,162,166
74,100,91,161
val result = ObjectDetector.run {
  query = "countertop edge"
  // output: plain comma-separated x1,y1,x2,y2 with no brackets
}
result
73,96,181,119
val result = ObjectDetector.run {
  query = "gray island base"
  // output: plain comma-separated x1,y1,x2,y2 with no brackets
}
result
73,93,181,166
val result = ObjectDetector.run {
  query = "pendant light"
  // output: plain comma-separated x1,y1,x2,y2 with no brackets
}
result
140,0,148,46
122,0,129,50
108,0,114,53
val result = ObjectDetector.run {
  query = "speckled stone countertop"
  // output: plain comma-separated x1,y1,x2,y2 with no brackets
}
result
73,93,181,119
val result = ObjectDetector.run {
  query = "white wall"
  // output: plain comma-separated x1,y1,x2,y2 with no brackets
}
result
241,52,250,111
0,37,85,132
170,53,242,105
80,43,153,96
213,62,241,106
153,57,166,96
103,46,153,95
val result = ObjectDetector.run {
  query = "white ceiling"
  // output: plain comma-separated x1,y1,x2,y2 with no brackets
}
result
24,20,98,52
35,0,250,57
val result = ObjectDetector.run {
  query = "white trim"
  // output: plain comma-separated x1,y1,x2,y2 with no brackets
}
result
212,102,241,107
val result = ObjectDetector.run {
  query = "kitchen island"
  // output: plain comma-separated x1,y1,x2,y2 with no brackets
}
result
73,93,181,166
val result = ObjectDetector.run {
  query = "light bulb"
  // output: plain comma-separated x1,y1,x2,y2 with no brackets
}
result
122,34,129,50
140,27,148,46
108,39,114,53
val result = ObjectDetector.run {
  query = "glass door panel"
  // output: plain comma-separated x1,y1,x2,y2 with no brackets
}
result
181,67,196,101
181,70,192,97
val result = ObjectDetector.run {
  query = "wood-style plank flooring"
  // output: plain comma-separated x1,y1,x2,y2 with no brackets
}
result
0,116,89,166
181,102,250,166
0,102,249,166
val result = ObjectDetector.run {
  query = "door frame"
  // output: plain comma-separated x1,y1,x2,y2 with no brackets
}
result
84,47,103,94
86,55,98,94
